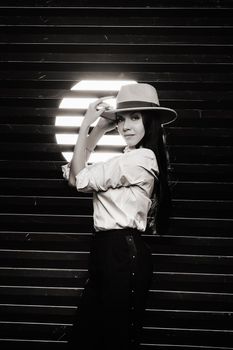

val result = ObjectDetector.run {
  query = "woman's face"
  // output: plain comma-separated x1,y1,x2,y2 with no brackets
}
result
116,111,145,148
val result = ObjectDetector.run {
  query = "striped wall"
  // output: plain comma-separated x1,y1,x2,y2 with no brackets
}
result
0,1,233,349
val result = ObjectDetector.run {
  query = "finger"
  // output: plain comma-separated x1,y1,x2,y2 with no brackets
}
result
93,95,115,106
98,95,115,101
96,102,112,111
96,108,107,117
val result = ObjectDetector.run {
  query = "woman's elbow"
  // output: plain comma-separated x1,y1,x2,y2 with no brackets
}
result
68,176,76,187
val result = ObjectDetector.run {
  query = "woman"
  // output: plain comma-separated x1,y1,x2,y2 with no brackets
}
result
62,83,177,349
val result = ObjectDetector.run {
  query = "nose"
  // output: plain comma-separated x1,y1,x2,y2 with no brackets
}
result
123,118,131,131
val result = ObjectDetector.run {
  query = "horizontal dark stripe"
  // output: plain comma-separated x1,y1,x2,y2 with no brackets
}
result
141,326,233,347
1,6,233,14
2,24,233,30
1,62,232,75
1,0,233,9
1,43,233,55
1,71,232,83
2,17,233,28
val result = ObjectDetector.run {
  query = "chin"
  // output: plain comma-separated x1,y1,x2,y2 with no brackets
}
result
126,142,136,148
125,140,136,147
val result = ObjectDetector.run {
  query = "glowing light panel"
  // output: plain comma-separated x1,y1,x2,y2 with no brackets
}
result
55,79,137,163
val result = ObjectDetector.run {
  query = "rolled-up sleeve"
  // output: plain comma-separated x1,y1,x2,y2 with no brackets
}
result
61,163,71,181
75,148,159,193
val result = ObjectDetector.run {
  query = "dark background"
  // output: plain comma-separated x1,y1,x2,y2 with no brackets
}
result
0,1,233,349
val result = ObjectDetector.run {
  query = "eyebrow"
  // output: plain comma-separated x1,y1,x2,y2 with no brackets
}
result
116,113,125,119
117,111,140,118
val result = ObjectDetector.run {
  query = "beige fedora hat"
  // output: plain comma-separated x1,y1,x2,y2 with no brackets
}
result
102,83,177,125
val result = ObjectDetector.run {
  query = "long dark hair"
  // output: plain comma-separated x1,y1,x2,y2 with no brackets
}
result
137,111,172,235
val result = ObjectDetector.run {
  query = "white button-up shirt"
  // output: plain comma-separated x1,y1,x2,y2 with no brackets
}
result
62,147,158,232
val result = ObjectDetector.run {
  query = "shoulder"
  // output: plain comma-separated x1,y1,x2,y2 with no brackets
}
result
86,148,155,170
126,148,156,160
123,148,157,172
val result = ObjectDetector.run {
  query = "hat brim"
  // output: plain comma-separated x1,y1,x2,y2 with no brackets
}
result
102,106,177,125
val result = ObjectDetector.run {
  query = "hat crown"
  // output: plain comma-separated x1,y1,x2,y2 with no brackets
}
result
116,83,160,106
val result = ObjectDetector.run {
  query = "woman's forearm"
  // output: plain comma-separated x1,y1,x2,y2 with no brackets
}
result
68,123,106,186
86,124,106,154
68,122,90,186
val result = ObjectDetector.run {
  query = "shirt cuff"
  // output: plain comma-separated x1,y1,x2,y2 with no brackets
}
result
75,168,90,191
61,163,71,180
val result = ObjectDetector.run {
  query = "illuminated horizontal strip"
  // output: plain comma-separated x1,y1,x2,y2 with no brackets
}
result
55,115,90,127
56,134,126,146
71,80,137,91
59,98,96,109
62,151,122,163
59,97,116,109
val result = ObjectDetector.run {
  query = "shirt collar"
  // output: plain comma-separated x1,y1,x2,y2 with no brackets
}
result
123,146,131,153
123,146,143,153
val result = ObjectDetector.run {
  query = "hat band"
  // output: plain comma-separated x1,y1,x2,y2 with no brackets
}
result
117,101,158,109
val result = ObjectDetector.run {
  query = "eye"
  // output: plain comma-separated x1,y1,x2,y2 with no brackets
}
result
131,112,141,120
116,115,124,123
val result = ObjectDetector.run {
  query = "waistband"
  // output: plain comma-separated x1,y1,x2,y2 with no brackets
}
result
93,228,142,237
